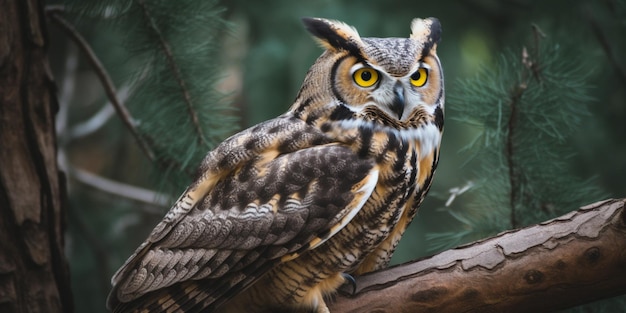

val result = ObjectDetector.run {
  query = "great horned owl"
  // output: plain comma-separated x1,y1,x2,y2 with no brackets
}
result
108,17,443,313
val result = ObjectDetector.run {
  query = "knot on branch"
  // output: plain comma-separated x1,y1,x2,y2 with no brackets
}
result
523,269,545,284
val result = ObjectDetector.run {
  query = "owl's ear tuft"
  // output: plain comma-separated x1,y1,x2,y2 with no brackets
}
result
302,17,364,57
410,17,442,55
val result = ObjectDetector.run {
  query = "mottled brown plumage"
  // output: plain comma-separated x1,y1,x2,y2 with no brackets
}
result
108,17,444,313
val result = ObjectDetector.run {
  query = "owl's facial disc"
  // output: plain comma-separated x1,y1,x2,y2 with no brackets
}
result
342,59,434,122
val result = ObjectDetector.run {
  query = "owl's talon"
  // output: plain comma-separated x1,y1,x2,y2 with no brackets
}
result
341,273,357,295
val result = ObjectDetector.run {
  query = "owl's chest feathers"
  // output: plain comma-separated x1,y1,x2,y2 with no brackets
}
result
309,118,440,262
320,116,441,186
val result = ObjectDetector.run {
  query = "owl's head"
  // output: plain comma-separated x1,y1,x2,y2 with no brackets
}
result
291,17,443,130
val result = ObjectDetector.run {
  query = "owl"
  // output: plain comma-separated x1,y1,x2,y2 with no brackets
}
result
107,17,443,313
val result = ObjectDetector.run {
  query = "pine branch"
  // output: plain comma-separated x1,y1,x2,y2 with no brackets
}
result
48,11,157,162
506,70,525,229
48,6,192,179
506,25,547,229
56,0,237,188
330,199,626,312
136,0,208,146
442,24,606,246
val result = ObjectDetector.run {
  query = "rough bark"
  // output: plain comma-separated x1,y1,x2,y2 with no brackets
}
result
0,0,72,312
329,199,626,313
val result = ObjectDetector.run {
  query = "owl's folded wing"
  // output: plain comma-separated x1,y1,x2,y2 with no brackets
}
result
107,118,378,313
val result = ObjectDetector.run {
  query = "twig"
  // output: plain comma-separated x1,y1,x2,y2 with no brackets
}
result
69,105,116,139
507,27,545,229
506,49,526,229
48,12,157,162
45,4,65,14
71,167,170,210
529,24,546,81
57,148,170,210
136,0,208,146
445,181,474,207
506,81,524,229
68,86,130,139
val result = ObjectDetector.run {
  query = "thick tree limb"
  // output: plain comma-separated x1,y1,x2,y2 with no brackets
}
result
330,199,626,313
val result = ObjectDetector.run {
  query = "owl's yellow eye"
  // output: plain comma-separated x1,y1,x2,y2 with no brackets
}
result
410,68,428,87
353,68,379,88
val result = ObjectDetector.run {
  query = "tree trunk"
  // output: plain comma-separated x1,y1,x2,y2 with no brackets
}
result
0,0,72,312
329,199,626,313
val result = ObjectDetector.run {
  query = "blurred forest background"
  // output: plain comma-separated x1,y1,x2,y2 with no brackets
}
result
44,0,625,312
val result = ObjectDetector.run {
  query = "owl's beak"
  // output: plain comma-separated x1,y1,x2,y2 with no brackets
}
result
390,82,405,119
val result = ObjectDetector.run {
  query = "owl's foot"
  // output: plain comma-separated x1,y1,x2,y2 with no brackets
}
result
340,273,357,295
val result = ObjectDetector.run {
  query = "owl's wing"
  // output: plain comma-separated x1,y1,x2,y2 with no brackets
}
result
107,116,378,313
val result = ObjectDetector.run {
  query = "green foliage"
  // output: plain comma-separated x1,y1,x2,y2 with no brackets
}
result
64,0,237,190
431,35,607,248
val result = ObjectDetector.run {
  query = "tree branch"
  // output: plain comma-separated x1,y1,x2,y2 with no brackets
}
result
136,0,208,146
330,199,626,313
47,12,157,162
69,166,170,210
